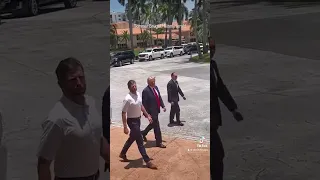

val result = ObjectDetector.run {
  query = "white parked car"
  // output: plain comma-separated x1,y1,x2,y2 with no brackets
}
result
164,46,184,58
138,47,165,61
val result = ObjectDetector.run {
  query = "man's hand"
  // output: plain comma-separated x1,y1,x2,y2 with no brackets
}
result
183,96,186,100
232,109,243,122
163,107,166,112
124,127,129,134
147,115,153,124
170,102,174,105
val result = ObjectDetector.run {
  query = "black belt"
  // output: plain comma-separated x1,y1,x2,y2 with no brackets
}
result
127,117,141,120
55,171,99,180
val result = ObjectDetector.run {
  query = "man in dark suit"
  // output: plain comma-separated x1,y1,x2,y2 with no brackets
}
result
209,37,244,180
102,86,110,172
141,76,167,148
167,72,186,126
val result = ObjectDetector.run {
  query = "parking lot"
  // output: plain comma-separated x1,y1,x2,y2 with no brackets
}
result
110,54,210,141
0,1,109,179
210,1,320,179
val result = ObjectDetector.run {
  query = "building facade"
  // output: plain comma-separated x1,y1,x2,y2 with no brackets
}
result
113,21,195,49
110,11,127,23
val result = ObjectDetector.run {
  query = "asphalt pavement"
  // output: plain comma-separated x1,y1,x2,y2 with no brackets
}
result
0,2,109,179
110,55,210,142
210,2,320,180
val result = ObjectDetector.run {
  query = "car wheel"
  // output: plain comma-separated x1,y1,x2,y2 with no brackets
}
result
180,51,183,56
17,0,39,17
29,0,38,16
117,60,122,67
161,54,164,59
130,58,134,64
64,0,77,8
149,56,152,61
170,53,173,58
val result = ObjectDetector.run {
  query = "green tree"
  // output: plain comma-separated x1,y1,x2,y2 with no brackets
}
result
118,0,134,50
154,27,165,45
121,31,130,49
110,24,118,49
174,0,189,45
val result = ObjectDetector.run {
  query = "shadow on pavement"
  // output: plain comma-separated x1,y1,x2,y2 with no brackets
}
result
1,6,79,20
144,140,168,148
0,112,7,180
123,158,156,169
211,0,320,9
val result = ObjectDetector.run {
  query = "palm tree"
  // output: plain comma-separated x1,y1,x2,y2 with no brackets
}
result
118,0,134,50
191,0,202,58
142,3,154,47
140,30,152,48
121,31,130,49
110,24,118,49
175,0,189,45
158,2,170,47
126,0,147,34
199,0,209,54
154,27,165,45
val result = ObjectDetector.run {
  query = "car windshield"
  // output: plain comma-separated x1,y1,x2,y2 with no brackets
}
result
145,49,152,52
112,52,121,57
165,47,172,50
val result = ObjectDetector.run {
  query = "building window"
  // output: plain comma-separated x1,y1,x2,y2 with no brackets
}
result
118,44,128,49
137,42,147,47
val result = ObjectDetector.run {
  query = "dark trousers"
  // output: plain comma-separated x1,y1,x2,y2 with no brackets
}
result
211,129,224,180
120,117,150,163
141,115,162,145
169,102,180,123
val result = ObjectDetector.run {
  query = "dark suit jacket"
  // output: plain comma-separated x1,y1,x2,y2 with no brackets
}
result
167,79,184,103
211,60,237,129
102,86,110,142
142,86,165,117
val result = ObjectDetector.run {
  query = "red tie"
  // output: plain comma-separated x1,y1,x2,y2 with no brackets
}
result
152,88,161,109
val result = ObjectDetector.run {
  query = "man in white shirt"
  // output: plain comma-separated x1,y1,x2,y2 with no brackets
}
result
37,57,109,180
119,80,157,169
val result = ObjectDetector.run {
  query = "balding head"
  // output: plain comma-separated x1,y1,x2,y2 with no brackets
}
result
147,76,156,87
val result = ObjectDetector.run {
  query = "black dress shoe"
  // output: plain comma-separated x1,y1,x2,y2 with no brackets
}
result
177,122,184,126
157,143,166,148
119,154,129,162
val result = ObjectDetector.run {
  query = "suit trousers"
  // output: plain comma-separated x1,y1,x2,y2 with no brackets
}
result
211,129,224,180
120,118,150,163
142,115,162,145
169,102,180,123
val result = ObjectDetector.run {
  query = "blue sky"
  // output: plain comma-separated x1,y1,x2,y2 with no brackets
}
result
110,0,195,13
